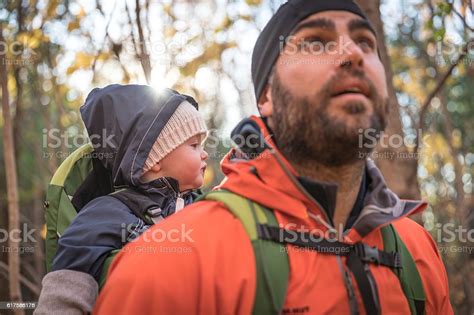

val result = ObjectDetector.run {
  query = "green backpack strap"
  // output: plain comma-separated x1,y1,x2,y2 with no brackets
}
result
45,143,94,272
204,190,289,315
381,224,426,315
98,249,121,289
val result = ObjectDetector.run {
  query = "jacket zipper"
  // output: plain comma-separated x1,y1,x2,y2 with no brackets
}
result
162,177,185,212
269,147,359,313
269,147,334,227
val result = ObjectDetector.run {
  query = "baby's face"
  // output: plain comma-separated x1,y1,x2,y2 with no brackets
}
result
159,135,208,191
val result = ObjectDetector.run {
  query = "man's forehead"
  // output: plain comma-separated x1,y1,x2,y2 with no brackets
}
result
293,10,368,33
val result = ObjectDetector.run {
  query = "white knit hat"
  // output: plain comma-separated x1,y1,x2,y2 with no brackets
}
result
142,101,207,174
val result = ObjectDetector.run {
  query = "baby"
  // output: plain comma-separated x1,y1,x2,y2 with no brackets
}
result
35,84,208,314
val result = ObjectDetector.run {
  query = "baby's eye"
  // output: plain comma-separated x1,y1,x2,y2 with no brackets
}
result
191,143,200,149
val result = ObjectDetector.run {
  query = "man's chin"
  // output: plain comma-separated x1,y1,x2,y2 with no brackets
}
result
327,114,373,134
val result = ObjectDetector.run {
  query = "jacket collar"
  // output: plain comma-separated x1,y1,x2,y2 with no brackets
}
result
220,116,427,236
132,177,197,218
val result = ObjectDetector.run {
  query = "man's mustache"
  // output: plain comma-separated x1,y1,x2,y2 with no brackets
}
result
319,69,379,104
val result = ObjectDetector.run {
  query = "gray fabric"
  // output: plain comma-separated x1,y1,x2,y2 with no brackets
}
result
351,159,421,236
34,270,98,315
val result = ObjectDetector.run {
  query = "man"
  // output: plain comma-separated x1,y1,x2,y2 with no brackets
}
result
94,1,452,314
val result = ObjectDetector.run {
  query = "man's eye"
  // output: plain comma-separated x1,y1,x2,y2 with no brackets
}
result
302,36,327,46
356,36,376,51
299,36,327,52
305,36,325,43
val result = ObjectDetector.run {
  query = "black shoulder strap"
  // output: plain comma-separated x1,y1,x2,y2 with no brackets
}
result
71,157,114,212
256,224,402,315
109,189,160,225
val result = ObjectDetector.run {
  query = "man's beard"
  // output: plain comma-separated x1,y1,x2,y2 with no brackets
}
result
270,68,389,167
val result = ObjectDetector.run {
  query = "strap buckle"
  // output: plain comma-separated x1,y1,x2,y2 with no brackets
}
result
393,252,402,268
354,243,381,264
148,207,164,224
148,207,162,217
256,223,272,240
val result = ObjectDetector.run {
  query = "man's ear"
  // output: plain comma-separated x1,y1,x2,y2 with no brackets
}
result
257,85,273,117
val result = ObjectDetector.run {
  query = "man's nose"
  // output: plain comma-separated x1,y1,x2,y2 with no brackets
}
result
339,36,364,70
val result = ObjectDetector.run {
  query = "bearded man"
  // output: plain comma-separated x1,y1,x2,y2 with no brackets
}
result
94,1,452,314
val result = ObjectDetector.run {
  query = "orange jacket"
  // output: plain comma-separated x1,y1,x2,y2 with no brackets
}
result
94,116,452,315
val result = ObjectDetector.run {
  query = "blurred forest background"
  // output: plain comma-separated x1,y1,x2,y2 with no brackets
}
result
0,0,472,314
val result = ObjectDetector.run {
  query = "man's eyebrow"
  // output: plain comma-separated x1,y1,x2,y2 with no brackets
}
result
348,18,377,37
291,18,336,35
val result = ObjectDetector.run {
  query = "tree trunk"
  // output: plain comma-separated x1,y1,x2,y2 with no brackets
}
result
13,0,25,159
0,23,24,314
356,0,421,200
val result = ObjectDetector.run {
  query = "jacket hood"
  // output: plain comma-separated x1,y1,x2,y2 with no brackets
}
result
219,116,427,238
80,84,198,188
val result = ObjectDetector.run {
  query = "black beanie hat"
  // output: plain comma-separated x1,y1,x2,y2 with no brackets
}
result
251,0,373,102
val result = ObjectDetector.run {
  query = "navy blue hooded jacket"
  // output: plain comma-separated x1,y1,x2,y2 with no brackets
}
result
52,85,201,282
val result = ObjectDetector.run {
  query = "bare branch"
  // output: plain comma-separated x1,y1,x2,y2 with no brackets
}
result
415,39,473,154
451,2,474,32
125,0,140,55
438,92,465,213
91,0,120,83
135,0,152,83
0,262,41,296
